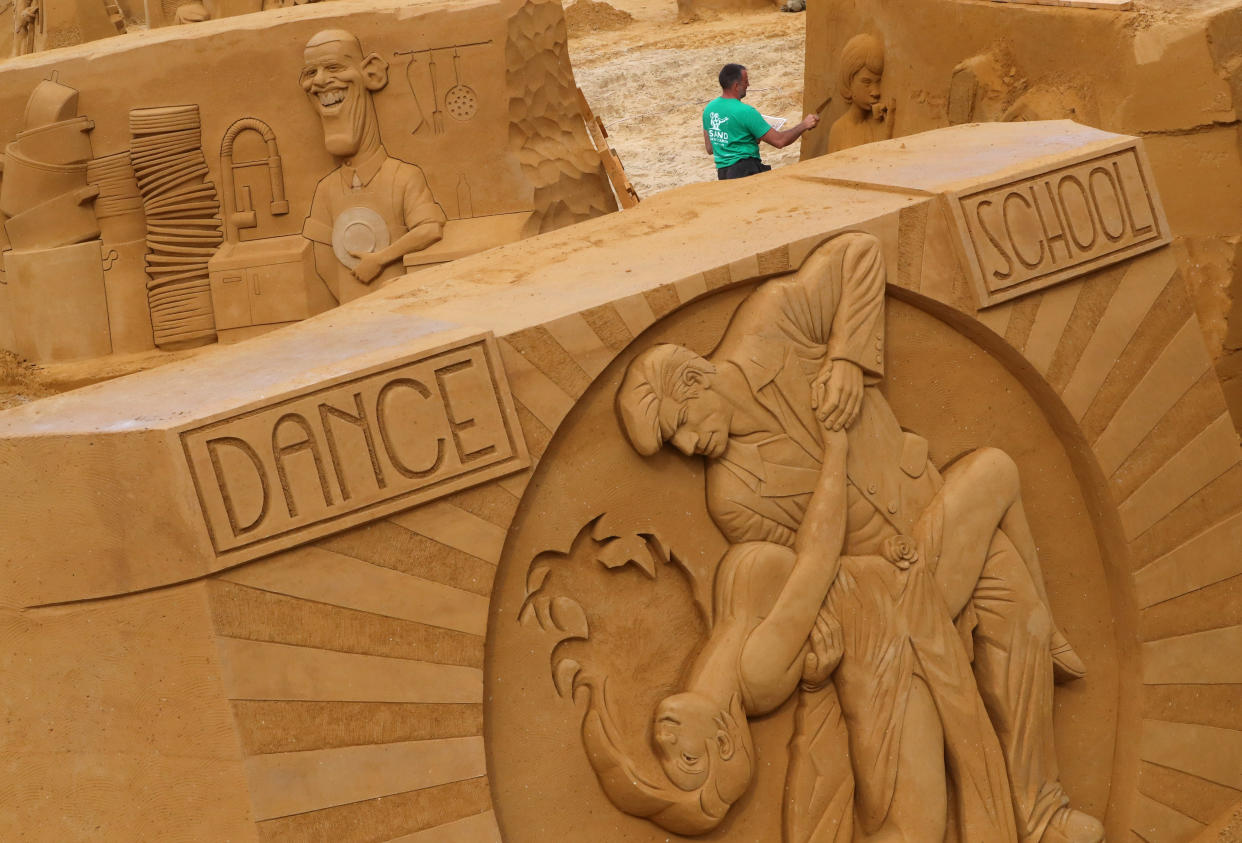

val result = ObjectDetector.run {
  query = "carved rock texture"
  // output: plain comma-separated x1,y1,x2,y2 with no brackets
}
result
506,0,616,233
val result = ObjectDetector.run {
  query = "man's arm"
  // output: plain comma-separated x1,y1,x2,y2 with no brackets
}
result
798,232,887,429
703,129,713,156
350,223,443,283
351,165,446,283
759,113,820,149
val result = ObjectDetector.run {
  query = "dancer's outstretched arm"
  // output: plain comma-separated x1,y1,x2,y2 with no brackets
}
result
739,429,848,700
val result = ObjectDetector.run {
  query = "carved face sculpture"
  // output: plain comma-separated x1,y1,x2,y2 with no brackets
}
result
653,693,731,790
849,67,883,114
658,376,733,459
300,30,388,158
617,344,735,459
838,34,885,116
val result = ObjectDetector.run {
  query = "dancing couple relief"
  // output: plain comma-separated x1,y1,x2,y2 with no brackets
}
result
525,232,1103,843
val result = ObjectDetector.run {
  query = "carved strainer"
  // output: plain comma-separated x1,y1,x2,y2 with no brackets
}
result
444,49,478,122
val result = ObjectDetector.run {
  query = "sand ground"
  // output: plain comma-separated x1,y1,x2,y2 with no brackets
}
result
566,0,808,197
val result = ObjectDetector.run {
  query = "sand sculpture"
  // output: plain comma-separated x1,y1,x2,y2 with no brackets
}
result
0,0,616,362
3,122,1241,842
802,0,1242,440
299,28,447,304
826,34,893,153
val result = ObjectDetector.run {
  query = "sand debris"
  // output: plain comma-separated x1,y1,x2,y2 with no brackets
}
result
566,0,635,36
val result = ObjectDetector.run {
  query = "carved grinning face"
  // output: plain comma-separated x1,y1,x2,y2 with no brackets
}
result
653,693,730,791
300,37,379,158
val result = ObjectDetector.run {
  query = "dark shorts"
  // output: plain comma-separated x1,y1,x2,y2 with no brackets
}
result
717,157,771,180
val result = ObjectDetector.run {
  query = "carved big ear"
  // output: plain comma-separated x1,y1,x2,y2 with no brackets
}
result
682,368,706,394
361,53,389,91
715,728,734,761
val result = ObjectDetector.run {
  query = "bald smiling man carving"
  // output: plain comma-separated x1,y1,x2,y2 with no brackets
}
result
299,29,446,304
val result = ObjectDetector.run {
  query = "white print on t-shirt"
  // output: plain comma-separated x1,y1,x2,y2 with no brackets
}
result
708,111,730,146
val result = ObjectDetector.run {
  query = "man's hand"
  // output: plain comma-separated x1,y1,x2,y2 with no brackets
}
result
802,610,843,689
348,249,386,284
811,358,863,431
760,114,821,149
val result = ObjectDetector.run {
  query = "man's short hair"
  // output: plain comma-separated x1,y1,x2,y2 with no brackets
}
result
718,63,746,91
617,344,715,456
838,34,884,101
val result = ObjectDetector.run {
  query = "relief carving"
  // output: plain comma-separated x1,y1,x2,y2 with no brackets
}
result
299,29,446,304
827,35,895,154
523,232,1104,841
1,78,113,361
0,1,611,368
207,117,330,341
949,143,1169,307
129,103,223,349
180,332,529,562
12,0,39,56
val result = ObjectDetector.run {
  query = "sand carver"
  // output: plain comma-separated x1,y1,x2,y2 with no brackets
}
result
581,423,1020,839
827,34,896,154
613,232,1102,842
300,29,446,304
703,63,819,180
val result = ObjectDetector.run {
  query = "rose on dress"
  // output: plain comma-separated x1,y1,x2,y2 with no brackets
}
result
881,534,919,570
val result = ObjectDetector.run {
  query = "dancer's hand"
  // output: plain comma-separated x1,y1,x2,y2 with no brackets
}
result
812,359,863,431
802,610,843,688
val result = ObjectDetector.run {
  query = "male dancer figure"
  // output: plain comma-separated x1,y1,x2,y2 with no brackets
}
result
616,232,1099,843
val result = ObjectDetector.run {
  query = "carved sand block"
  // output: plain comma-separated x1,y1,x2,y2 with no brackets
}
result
802,0,1242,442
1,122,1239,842
0,0,614,366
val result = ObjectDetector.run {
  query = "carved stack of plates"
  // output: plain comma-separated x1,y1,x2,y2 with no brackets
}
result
87,151,145,244
129,105,221,349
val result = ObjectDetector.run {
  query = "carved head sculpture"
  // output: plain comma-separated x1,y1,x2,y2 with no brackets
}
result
839,34,885,114
300,29,389,159
580,686,755,835
616,344,731,459
653,692,751,790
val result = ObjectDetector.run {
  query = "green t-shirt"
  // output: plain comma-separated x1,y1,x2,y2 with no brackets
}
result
703,97,772,169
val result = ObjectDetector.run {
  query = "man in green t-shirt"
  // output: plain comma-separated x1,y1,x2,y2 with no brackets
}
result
703,63,820,179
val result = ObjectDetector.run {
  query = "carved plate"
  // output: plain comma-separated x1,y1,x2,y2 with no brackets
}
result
331,205,390,269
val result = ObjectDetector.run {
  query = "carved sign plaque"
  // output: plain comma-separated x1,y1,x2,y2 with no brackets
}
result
951,143,1169,307
181,333,528,559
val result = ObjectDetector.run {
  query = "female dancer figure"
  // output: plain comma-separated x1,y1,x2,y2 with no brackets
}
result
580,430,1017,840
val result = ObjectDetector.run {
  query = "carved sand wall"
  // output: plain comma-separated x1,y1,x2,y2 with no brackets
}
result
0,0,615,364
1,123,1239,841
506,0,614,233
802,0,1242,445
